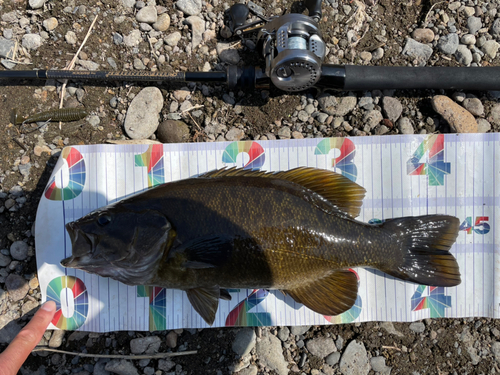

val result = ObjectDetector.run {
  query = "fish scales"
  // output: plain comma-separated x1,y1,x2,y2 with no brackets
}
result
133,177,381,288
62,167,461,325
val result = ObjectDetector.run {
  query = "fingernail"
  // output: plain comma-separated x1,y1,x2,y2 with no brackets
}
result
41,300,56,311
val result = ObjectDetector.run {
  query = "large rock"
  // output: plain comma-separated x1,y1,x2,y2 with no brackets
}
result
290,326,311,336
402,38,433,65
467,16,482,34
49,329,65,348
176,0,202,16
382,96,403,122
437,33,459,54
157,120,190,143
164,32,182,47
432,95,477,133
105,360,139,375
185,16,205,50
124,87,164,139
130,336,161,354
22,34,43,50
339,340,370,375
5,274,29,301
306,337,337,358
153,14,170,31
232,328,256,357
10,241,29,261
318,93,357,117
123,30,142,47
216,43,240,64
455,44,473,65
136,6,157,23
255,332,288,375
462,97,484,117
0,37,15,59
482,40,500,59
489,103,500,125
411,28,434,43
29,0,46,9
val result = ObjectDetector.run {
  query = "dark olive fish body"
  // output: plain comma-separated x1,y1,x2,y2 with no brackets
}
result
63,168,461,325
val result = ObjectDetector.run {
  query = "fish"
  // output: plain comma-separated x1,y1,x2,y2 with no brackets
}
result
61,167,461,325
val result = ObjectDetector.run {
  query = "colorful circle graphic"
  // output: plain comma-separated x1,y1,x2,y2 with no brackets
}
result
44,147,86,200
134,144,165,188
47,276,88,330
314,138,357,182
225,289,272,326
137,285,167,331
411,285,451,318
222,141,265,170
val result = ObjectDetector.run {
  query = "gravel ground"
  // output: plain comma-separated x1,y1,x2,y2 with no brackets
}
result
1,0,500,374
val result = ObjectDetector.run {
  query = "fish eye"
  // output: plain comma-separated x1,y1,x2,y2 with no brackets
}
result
97,215,112,226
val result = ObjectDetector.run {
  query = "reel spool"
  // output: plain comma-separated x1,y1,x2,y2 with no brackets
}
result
258,14,325,92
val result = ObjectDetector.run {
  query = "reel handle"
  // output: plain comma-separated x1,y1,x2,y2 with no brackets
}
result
229,3,250,30
304,0,322,21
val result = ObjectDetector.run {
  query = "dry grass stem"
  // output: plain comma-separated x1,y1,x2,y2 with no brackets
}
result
32,347,197,359
58,15,99,129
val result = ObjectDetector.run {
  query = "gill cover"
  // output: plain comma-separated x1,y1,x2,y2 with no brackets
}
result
62,206,173,286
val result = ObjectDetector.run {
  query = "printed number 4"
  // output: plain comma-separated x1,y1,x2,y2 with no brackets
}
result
459,216,490,235
407,134,451,186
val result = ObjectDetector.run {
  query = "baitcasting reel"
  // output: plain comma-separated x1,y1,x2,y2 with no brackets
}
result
224,0,326,92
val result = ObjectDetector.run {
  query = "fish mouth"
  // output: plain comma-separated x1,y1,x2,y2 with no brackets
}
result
62,222,94,269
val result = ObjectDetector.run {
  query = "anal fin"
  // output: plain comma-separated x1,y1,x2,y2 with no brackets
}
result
186,286,221,326
285,270,358,316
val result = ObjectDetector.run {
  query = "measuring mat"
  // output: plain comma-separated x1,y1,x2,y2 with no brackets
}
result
36,134,499,332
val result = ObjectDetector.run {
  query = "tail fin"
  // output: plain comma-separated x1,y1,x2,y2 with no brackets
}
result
380,215,461,287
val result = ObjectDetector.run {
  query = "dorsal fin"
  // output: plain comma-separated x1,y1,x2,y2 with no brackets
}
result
199,167,366,218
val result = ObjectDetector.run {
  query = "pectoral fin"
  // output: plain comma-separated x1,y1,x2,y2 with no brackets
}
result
169,235,233,269
285,270,358,316
186,286,221,325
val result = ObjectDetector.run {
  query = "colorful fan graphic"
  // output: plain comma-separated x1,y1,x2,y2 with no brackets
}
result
314,138,357,182
407,134,451,186
137,286,167,331
222,141,265,170
44,147,86,200
225,289,273,326
323,269,362,323
323,295,363,324
47,276,88,330
135,144,165,187
411,285,451,318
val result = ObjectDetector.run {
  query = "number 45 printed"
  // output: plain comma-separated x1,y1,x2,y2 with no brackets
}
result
459,216,491,235
407,134,451,186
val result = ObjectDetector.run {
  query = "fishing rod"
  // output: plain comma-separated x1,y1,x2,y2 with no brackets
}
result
1,0,500,92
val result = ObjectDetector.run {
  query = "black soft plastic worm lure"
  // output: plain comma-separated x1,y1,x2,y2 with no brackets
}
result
11,107,88,125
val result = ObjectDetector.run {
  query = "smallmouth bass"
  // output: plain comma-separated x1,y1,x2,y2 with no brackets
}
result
62,167,461,325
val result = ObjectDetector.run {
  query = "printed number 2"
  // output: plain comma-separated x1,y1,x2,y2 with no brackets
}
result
460,216,490,235
407,134,451,186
